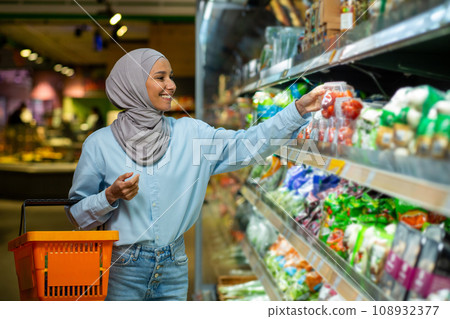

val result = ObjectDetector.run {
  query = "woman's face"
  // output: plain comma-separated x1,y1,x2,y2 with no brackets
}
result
146,58,176,112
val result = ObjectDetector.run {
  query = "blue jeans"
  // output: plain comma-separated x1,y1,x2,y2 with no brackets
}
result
105,236,189,301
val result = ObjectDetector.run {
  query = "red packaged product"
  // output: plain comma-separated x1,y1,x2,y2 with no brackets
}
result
321,82,354,119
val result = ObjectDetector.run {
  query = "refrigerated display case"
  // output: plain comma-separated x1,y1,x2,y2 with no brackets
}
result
196,0,450,301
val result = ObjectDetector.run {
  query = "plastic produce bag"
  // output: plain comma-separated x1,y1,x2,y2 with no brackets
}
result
431,101,450,159
395,199,429,231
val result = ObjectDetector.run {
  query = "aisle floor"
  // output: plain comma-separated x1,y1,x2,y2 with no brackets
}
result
0,199,220,301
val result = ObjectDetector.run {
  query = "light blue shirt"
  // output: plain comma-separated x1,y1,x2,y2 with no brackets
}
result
66,101,310,246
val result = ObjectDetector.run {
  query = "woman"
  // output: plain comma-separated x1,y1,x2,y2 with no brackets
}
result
66,48,324,301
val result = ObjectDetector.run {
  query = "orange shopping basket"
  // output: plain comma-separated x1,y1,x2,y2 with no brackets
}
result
8,199,119,301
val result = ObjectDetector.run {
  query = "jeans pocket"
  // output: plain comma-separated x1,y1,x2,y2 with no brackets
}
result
111,249,133,266
174,244,188,266
174,254,188,266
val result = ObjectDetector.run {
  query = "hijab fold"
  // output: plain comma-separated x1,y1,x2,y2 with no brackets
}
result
106,49,171,166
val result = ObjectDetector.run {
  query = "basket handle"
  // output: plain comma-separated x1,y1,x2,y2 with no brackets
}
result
19,199,80,236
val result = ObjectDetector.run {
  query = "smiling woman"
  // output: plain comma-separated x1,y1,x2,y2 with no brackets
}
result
146,58,176,112
65,47,324,301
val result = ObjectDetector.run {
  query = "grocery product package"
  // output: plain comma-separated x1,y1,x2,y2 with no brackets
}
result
335,97,364,146
430,101,450,159
415,112,437,156
376,87,411,150
352,106,382,150
218,280,269,301
395,199,429,231
408,238,450,301
246,212,278,256
320,81,354,119
385,223,423,300
379,222,410,296
259,155,286,191
347,224,396,279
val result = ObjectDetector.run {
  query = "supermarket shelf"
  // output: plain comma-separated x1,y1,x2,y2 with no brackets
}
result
275,142,450,218
241,185,392,301
240,236,285,301
238,2,449,95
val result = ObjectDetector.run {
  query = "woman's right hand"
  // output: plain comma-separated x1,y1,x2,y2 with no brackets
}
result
105,172,140,204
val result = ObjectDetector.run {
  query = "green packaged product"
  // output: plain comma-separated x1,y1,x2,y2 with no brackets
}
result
431,112,450,159
380,109,396,127
376,109,395,149
366,224,396,283
407,85,445,117
353,108,381,150
416,117,436,156
393,107,420,149
395,199,429,231
273,90,293,108
377,198,396,224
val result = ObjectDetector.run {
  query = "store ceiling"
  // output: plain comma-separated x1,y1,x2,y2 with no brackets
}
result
0,0,196,66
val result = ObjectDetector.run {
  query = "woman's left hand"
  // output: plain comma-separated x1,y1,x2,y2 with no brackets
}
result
295,85,326,117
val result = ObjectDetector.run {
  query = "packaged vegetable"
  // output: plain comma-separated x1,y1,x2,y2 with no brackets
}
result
261,155,281,181
353,107,382,150
393,107,420,150
408,239,450,301
406,85,445,117
376,88,409,149
395,199,429,230
326,228,347,258
340,98,364,120
333,97,363,146
305,271,323,292
320,82,354,119
290,83,308,100
367,223,397,283
286,269,311,301
431,101,450,159
318,118,328,142
249,163,271,181
327,118,337,143
318,283,341,301
415,116,437,156
273,90,294,108
390,225,423,300
380,222,410,296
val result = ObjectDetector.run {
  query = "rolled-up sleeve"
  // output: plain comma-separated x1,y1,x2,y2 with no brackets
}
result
197,101,311,175
65,138,118,230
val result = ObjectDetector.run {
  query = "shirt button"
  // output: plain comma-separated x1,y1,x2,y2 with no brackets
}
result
156,265,161,270
152,202,156,207
154,273,159,278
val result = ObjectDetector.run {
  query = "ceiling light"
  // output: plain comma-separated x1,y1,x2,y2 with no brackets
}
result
20,49,31,58
116,25,128,37
66,69,75,77
110,13,122,25
61,66,69,75
35,57,44,64
28,53,38,61
54,64,62,72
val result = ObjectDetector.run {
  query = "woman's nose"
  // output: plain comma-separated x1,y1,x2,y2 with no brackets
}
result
167,79,176,91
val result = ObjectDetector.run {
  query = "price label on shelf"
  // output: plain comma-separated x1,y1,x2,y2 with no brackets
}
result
328,49,337,64
327,159,346,176
280,69,289,79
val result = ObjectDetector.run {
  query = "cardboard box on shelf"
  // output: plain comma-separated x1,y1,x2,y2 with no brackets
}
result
319,0,341,26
